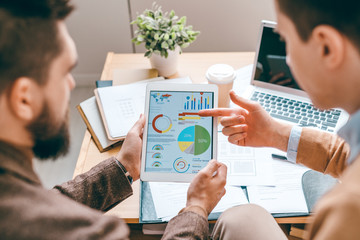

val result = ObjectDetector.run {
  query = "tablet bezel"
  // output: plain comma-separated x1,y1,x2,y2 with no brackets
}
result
140,83,218,182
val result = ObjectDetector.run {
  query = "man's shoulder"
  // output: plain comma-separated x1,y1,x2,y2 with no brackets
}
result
308,161,360,239
0,171,96,216
0,172,129,239
314,157,360,213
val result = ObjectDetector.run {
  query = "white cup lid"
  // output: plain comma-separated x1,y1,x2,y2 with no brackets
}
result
206,64,236,84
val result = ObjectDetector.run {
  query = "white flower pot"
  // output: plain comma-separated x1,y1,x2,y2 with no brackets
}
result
150,46,180,78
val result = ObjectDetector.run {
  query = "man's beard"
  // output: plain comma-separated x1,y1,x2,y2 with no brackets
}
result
26,102,70,160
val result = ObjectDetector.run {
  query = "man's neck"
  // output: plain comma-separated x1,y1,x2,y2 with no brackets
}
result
0,138,34,169
0,123,33,151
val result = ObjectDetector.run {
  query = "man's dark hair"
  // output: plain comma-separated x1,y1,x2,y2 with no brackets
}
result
0,0,74,94
277,0,360,50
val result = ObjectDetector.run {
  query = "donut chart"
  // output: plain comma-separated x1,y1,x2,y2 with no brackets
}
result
152,114,172,133
178,125,211,155
152,153,162,159
173,157,190,173
152,161,162,167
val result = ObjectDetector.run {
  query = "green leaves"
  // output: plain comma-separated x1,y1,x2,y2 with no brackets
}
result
130,4,200,58
180,42,190,48
137,35,144,42
169,10,175,19
154,33,160,40
144,51,152,58
177,16,186,25
161,41,169,49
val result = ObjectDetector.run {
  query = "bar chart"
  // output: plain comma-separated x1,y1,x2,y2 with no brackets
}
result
184,95,210,110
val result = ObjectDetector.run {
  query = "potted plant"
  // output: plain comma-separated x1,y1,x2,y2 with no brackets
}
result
131,3,200,77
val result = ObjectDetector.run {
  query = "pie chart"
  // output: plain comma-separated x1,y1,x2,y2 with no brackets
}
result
152,114,172,133
178,125,211,155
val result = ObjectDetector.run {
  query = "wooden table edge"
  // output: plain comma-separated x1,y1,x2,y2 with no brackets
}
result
122,216,310,225
73,130,91,179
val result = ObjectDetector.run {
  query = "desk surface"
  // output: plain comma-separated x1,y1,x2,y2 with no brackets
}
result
74,52,309,224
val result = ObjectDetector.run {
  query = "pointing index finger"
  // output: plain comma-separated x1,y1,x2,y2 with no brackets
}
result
199,108,246,117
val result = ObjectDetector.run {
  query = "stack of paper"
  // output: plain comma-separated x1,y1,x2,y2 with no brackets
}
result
149,182,249,222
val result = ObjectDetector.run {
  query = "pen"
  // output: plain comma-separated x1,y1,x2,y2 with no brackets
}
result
271,154,288,161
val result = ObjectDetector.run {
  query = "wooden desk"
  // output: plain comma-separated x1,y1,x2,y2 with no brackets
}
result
74,52,309,227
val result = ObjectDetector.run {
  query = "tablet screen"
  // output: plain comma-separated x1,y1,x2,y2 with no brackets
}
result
145,90,214,174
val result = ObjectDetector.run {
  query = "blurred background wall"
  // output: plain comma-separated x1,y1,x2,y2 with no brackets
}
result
66,0,276,86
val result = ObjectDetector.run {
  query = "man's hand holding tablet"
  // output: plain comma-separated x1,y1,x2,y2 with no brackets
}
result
182,159,227,218
115,114,146,181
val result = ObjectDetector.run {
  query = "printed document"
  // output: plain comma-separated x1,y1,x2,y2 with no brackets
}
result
247,149,310,214
217,132,275,186
149,182,249,221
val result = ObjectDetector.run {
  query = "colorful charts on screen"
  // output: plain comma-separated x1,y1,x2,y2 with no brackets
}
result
173,157,190,173
178,125,210,155
152,144,164,150
152,114,172,133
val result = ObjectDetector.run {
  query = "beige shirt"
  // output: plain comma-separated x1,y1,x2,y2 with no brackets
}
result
297,128,360,239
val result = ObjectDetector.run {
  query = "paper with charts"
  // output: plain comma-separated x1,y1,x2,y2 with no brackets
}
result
217,132,275,186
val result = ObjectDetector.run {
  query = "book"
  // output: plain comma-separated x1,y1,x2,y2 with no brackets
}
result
77,97,120,152
77,68,159,152
95,80,113,88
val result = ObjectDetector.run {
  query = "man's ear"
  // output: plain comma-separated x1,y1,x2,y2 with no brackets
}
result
8,77,43,122
312,25,345,70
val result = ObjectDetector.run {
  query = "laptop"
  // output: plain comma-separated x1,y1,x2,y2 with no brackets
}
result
243,20,348,133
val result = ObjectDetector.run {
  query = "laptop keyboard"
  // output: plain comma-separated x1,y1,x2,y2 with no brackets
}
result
251,91,340,132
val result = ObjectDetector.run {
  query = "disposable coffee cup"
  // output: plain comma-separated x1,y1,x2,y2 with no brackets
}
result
206,64,236,108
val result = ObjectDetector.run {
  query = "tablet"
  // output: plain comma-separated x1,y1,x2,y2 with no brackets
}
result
140,83,218,182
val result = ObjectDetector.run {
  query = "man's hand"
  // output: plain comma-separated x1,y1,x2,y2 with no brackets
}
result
199,91,292,152
185,160,227,217
116,114,145,181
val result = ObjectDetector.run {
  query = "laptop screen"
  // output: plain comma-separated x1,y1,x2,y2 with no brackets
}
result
254,24,302,90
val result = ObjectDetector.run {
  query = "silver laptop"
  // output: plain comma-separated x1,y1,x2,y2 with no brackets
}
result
243,20,348,133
